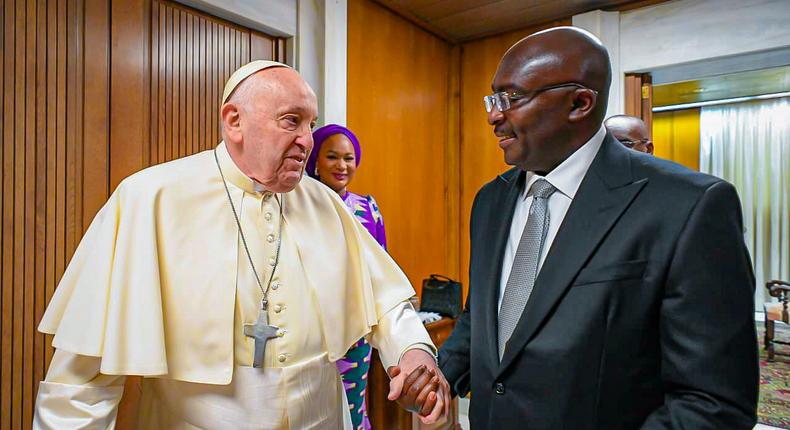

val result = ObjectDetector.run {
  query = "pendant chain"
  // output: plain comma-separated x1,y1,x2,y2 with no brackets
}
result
214,148,283,310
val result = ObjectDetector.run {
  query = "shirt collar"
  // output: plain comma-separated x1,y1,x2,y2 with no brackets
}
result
523,125,606,200
215,141,270,195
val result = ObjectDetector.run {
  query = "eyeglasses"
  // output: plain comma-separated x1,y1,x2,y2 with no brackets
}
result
618,138,652,148
483,83,597,113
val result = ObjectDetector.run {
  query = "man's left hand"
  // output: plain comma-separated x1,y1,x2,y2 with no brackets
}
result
387,349,451,424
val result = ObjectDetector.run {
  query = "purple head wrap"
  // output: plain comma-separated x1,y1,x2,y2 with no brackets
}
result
307,124,362,179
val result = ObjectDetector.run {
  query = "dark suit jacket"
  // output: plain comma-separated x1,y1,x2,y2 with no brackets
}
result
439,133,759,429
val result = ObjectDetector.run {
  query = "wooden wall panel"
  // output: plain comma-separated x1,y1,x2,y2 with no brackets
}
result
652,108,701,171
109,0,149,188
458,20,570,293
445,45,461,281
347,0,454,296
111,0,282,188
0,1,282,427
0,0,109,428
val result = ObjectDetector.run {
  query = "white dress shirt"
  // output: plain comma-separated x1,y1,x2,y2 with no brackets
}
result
498,126,606,312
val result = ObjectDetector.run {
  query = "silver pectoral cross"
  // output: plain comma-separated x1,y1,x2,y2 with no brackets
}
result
244,301,279,369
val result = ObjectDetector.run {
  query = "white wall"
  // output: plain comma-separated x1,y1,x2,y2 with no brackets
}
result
296,0,324,114
574,0,790,115
322,0,347,125
176,0,297,37
573,10,622,120
175,0,348,126
296,0,348,126
620,0,790,73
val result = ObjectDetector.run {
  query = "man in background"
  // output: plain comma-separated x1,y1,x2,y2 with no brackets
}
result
605,114,654,154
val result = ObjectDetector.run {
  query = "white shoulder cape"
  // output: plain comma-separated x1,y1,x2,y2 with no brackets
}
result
39,147,415,384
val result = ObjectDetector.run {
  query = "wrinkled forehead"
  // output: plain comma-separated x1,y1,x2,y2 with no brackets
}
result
263,70,319,118
607,118,649,140
615,125,649,142
278,91,318,121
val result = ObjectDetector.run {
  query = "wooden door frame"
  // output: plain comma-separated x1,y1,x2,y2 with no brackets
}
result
624,72,653,137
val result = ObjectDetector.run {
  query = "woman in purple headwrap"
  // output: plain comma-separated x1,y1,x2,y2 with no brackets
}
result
308,124,385,430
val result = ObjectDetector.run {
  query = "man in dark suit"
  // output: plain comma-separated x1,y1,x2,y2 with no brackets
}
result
605,114,654,154
437,27,758,429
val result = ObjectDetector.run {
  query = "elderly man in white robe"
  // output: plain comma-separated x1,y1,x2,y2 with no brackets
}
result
33,61,450,429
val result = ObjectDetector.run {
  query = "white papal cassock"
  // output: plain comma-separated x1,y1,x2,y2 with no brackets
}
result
33,141,434,429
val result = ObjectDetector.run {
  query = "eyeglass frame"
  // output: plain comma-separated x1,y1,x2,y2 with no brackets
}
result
617,138,653,149
483,83,598,113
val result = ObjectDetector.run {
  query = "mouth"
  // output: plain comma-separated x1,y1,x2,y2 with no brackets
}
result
331,173,348,181
496,132,516,149
285,153,306,167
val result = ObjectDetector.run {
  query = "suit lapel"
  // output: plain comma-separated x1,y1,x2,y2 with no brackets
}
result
482,168,523,368
497,134,648,375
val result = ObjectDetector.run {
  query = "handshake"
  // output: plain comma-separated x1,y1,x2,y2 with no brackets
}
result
386,349,452,425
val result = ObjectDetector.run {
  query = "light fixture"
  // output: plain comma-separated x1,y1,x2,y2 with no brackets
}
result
652,91,790,112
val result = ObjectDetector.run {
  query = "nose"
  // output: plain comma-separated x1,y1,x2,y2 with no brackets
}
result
295,129,313,153
487,106,504,126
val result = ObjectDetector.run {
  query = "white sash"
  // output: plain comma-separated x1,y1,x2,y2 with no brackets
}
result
139,353,351,429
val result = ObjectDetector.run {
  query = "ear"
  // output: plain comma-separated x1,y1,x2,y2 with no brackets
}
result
646,142,654,155
568,89,597,123
221,102,243,143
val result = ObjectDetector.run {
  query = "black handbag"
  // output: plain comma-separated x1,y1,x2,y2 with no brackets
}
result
420,274,463,318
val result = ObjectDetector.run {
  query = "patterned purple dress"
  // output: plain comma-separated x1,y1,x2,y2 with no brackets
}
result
337,191,386,430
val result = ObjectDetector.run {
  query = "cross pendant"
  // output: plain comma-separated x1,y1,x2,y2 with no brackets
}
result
243,303,279,369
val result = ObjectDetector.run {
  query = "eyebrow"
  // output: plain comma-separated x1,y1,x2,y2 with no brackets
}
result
326,150,355,155
491,82,528,93
276,105,318,119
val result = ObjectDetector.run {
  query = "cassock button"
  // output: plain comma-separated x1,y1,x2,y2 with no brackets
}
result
271,282,279,290
495,382,505,395
278,354,287,363
274,304,283,313
267,234,275,243
264,212,273,221
277,329,286,338
269,257,276,266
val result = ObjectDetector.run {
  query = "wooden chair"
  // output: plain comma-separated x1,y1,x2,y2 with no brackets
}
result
764,280,790,361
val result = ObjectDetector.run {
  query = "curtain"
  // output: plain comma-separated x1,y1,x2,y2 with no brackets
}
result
700,97,790,310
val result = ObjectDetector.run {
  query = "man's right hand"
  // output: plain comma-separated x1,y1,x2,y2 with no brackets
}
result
387,365,441,416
